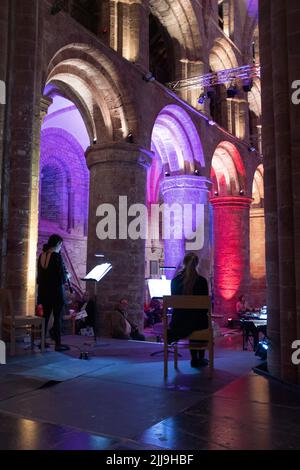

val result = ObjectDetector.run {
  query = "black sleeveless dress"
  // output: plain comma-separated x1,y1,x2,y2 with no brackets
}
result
37,252,67,306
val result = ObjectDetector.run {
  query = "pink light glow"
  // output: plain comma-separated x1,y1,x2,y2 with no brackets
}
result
211,197,252,315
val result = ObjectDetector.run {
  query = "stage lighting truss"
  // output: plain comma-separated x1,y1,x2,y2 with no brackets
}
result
168,63,260,91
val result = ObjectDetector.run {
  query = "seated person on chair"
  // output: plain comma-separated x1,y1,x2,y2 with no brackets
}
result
112,298,145,341
236,295,252,317
145,298,163,326
76,291,96,334
167,252,209,368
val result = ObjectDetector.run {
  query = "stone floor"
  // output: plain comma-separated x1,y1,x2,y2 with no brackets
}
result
0,332,300,450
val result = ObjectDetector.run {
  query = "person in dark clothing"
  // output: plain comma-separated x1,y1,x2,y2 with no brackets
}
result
37,234,70,352
168,252,209,368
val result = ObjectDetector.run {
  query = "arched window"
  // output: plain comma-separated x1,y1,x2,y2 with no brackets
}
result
40,165,64,226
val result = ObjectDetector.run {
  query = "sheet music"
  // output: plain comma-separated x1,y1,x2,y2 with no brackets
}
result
148,279,171,298
83,263,112,282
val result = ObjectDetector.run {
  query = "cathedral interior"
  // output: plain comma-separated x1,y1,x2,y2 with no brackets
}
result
0,0,300,452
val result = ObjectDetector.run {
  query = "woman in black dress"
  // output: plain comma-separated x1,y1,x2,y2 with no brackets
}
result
37,234,70,351
168,252,209,367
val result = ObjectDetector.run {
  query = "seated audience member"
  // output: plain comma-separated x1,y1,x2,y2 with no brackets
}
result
112,298,145,341
236,295,252,317
75,291,96,335
167,252,209,368
145,298,163,326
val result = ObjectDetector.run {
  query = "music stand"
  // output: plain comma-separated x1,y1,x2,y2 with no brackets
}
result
147,276,181,358
81,263,112,344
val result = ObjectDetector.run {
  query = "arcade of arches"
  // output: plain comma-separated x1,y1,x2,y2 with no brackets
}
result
0,0,299,385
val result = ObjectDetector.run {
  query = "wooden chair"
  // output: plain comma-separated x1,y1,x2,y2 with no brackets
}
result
162,295,214,378
0,288,45,355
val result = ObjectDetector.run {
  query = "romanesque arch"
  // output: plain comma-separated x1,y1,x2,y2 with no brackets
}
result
146,104,210,279
45,43,138,143
149,0,204,63
210,141,246,196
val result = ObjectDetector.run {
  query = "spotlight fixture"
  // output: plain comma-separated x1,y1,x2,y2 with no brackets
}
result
214,191,219,196
227,85,238,98
242,79,253,93
143,72,155,82
194,169,200,176
198,93,206,105
248,146,256,152
93,138,97,144
255,338,269,360
206,87,215,99
165,171,170,177
239,189,244,196
126,132,134,143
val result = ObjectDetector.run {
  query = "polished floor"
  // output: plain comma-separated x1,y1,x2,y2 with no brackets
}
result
0,333,299,450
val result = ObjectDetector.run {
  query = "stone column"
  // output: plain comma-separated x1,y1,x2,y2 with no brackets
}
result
249,207,266,307
106,0,149,70
86,142,152,335
0,0,9,287
210,196,252,321
4,0,44,314
260,0,300,384
160,176,211,281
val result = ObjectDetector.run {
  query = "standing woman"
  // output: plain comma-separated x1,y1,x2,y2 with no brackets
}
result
168,252,209,367
37,234,70,351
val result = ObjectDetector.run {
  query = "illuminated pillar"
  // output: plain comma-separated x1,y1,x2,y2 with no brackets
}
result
250,207,266,306
4,1,45,315
105,0,149,69
160,176,211,281
86,143,152,335
210,196,252,320
26,97,52,313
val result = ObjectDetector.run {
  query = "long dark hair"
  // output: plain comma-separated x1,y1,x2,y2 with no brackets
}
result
43,234,63,252
175,252,199,294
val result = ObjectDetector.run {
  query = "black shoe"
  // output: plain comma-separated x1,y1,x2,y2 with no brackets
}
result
190,358,209,368
55,344,70,352
191,358,201,368
198,358,209,367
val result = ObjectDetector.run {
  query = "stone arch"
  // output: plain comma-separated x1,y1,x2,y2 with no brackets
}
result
151,104,205,175
149,0,204,62
44,43,138,144
210,141,246,196
209,37,239,72
40,128,89,235
149,0,204,92
252,164,264,207
248,79,261,118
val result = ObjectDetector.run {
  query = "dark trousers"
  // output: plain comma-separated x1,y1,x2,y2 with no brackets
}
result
42,301,64,346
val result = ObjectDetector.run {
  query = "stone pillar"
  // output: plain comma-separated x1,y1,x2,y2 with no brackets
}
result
4,0,44,314
0,0,9,287
160,176,211,281
86,142,152,335
210,196,252,321
260,0,300,384
249,207,266,307
106,0,149,70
